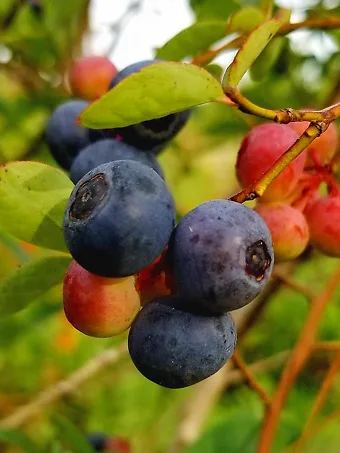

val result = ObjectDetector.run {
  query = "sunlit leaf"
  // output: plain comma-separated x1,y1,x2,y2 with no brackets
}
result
0,255,71,316
80,62,224,129
156,21,227,61
223,19,282,87
228,6,265,33
0,162,73,252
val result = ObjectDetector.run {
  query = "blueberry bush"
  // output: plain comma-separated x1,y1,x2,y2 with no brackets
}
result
2,1,340,452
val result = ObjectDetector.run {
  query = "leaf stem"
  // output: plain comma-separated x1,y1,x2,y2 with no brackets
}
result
192,16,340,66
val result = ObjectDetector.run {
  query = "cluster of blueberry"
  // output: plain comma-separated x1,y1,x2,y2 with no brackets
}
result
236,122,340,261
45,59,275,389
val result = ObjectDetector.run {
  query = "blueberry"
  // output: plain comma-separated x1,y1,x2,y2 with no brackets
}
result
87,433,107,451
106,60,191,152
27,0,43,17
70,138,164,184
169,200,274,313
128,296,237,388
45,100,100,170
63,160,176,278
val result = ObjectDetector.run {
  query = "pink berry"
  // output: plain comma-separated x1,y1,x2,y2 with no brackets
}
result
236,123,306,202
305,193,340,257
69,56,118,101
255,203,309,261
288,121,338,165
63,261,140,338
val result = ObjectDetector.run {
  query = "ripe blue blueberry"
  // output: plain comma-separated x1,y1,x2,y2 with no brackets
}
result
106,60,191,152
169,200,274,313
70,138,164,184
63,160,176,278
128,296,237,388
45,100,100,170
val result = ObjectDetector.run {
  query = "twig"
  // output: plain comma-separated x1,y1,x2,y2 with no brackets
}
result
314,341,340,352
272,268,314,300
232,350,272,406
0,343,127,429
192,16,340,66
229,123,325,203
105,0,143,58
281,409,340,452
291,351,340,452
257,265,340,453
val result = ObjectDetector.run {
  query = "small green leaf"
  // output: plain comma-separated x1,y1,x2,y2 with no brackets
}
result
156,21,227,61
204,64,223,81
0,255,71,316
190,0,239,21
228,7,265,34
0,429,39,453
53,415,95,453
251,36,287,80
223,18,282,88
0,162,73,252
80,62,224,129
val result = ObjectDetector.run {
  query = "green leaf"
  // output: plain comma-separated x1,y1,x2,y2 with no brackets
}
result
184,409,261,453
0,162,73,252
223,18,282,88
204,64,223,81
0,255,71,316
80,62,224,129
0,429,39,453
251,36,287,80
227,7,265,34
190,0,240,21
53,415,95,453
156,21,227,61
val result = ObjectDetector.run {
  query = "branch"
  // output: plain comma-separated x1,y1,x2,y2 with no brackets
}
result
229,123,324,203
257,265,340,453
0,343,127,429
192,16,340,66
232,350,272,406
272,268,314,300
291,351,340,451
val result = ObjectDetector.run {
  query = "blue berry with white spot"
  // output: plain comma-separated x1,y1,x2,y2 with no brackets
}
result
169,199,274,313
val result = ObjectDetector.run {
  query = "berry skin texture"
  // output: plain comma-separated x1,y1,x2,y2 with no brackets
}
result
107,60,191,151
63,261,140,338
236,123,306,202
70,138,164,184
288,121,338,165
306,194,340,257
69,56,118,101
169,200,274,313
255,203,309,261
128,296,237,388
45,100,93,170
63,160,176,278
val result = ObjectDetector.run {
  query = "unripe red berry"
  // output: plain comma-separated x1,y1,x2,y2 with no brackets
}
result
305,193,340,257
69,56,118,101
63,261,140,338
288,121,338,165
255,203,309,261
134,251,175,306
236,123,306,202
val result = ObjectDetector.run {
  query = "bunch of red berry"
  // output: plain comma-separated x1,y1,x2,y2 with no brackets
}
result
236,121,340,261
45,56,340,390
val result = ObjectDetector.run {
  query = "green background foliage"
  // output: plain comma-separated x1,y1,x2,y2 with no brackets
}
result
1,0,340,452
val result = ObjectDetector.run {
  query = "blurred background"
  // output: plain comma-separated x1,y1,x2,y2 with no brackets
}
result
1,0,340,452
